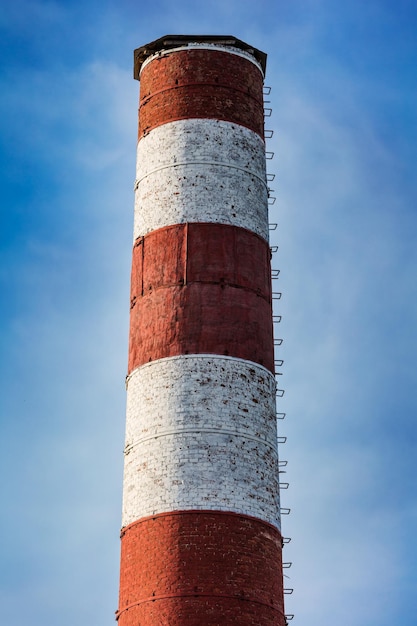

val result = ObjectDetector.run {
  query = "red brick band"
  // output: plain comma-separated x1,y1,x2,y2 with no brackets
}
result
118,511,286,626
139,49,265,139
116,593,285,621
128,223,274,374
140,82,263,108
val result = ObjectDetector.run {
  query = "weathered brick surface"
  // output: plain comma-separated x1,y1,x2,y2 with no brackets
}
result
140,44,264,78
128,223,274,374
131,223,271,298
138,49,264,139
134,119,268,240
122,355,281,528
128,282,273,374
118,511,286,626
125,355,277,444
120,40,285,626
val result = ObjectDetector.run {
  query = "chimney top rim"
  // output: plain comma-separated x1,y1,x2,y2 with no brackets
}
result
133,35,267,80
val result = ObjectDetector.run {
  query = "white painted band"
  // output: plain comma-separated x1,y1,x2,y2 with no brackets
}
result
134,118,269,241
140,43,263,76
134,160,268,189
122,355,281,529
124,426,278,455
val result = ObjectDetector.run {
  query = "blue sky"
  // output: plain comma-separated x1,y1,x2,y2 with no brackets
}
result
1,1,417,624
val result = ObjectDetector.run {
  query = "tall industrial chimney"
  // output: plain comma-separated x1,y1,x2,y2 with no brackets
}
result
117,35,287,625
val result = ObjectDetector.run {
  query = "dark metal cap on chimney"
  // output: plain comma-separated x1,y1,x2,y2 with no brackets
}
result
133,34,267,79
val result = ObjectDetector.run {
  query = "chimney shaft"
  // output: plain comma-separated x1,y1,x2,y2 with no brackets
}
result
117,35,286,626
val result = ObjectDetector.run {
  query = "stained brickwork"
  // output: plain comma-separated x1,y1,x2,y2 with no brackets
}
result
138,48,265,139
128,223,274,374
118,511,285,626
119,36,286,626
125,356,277,444
123,356,280,527
134,119,268,240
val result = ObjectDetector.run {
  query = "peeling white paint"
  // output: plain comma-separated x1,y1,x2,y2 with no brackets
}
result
122,355,282,529
134,119,269,240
